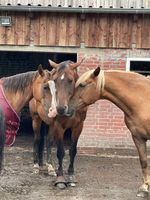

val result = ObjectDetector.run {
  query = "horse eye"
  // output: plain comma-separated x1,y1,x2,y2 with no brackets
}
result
79,83,86,87
68,79,73,83
43,85,49,90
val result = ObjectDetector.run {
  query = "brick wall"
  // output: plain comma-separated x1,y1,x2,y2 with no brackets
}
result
77,49,150,153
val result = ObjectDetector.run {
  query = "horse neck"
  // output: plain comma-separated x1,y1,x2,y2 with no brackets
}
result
101,71,135,115
4,84,33,115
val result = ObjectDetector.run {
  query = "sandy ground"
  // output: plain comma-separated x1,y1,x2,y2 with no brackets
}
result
0,135,149,200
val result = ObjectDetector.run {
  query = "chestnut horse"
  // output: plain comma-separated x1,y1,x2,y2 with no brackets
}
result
70,66,150,197
0,65,51,171
29,59,87,189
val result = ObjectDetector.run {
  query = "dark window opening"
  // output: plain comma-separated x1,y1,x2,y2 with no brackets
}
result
130,61,150,76
0,51,76,143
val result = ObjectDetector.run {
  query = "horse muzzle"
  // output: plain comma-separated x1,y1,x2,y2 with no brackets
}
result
41,101,57,118
56,105,75,117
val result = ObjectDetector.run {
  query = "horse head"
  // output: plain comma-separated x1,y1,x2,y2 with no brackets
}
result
71,66,102,110
48,59,84,117
32,64,52,108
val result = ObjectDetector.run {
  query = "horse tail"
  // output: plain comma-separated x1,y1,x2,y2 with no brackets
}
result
0,107,5,172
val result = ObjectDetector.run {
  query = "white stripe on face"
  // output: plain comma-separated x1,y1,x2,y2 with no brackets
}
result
48,80,57,108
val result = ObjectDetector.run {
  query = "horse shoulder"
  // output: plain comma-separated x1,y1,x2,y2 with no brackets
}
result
29,98,37,116
125,112,150,139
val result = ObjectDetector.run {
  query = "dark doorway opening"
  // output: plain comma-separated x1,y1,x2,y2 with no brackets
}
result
130,61,150,76
0,51,77,142
0,51,77,77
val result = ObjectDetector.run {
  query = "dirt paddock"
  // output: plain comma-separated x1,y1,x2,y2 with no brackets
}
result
0,135,149,200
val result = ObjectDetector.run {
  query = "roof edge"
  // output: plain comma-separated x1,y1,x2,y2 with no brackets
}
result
0,6,150,14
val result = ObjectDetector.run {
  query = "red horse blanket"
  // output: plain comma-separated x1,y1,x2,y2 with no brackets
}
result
0,83,20,146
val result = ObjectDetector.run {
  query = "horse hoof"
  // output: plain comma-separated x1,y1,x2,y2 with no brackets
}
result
33,168,40,174
68,182,76,187
56,182,67,189
33,164,40,174
137,184,149,198
48,170,57,176
46,164,56,176
137,191,148,198
67,175,77,187
55,176,67,189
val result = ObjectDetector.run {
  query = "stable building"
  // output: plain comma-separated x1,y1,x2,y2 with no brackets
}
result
0,0,150,153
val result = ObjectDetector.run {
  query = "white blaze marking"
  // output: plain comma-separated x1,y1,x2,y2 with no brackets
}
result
48,80,57,111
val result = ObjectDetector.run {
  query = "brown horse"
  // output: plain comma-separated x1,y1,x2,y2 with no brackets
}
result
0,65,52,171
29,59,87,189
70,66,150,197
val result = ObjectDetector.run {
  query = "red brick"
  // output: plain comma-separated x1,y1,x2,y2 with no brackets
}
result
77,50,143,152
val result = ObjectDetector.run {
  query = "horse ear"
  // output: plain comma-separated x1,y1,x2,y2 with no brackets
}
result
38,64,44,77
70,58,85,69
48,59,59,69
91,67,100,78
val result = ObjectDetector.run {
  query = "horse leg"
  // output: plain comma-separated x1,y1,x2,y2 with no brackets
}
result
0,108,5,172
46,127,56,176
32,115,42,174
67,124,83,187
67,137,78,187
55,138,67,189
132,135,149,197
38,121,46,167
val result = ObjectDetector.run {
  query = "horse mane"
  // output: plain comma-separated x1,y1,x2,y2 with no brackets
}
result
75,69,141,90
2,71,38,93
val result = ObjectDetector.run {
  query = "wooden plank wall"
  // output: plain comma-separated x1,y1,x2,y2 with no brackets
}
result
0,12,150,49
84,14,133,48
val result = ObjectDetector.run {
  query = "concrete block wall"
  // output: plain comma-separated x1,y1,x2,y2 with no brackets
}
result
77,49,150,153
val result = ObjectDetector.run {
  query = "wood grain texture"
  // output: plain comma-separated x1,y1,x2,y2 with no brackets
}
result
0,12,150,49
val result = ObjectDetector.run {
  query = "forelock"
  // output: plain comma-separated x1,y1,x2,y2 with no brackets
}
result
75,70,94,88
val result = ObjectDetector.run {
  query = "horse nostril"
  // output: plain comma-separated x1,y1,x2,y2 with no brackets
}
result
56,106,66,116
